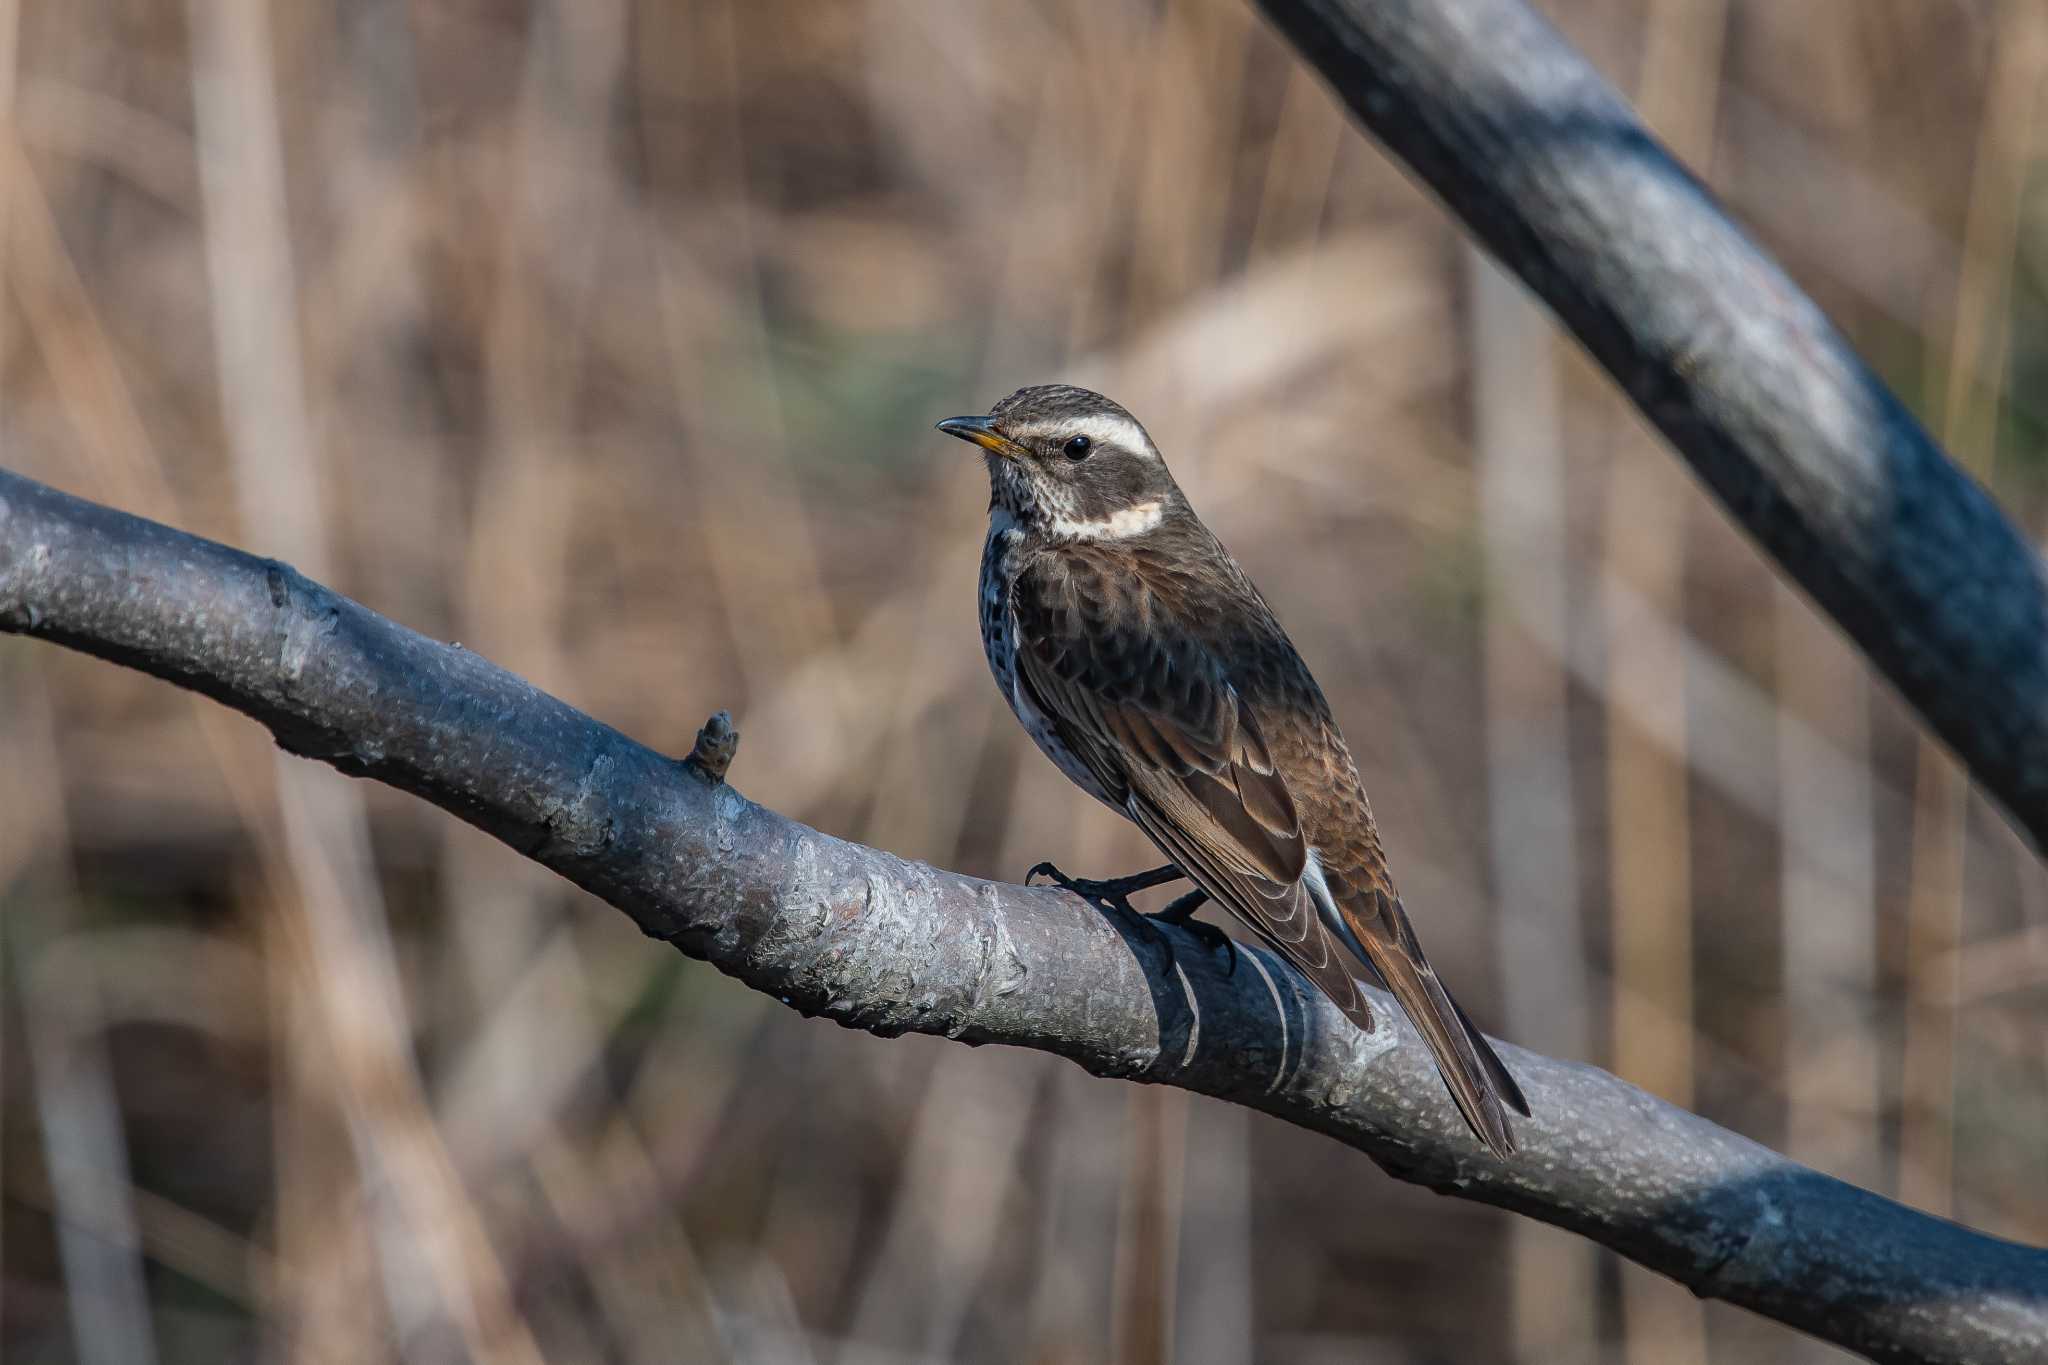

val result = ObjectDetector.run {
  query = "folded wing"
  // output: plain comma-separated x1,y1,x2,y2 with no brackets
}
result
1009,548,1526,1156
1007,552,1378,1031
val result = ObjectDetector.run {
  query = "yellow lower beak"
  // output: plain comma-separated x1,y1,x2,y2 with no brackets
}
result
936,415,1025,460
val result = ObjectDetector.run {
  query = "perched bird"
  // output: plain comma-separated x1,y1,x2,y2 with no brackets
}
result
938,384,1529,1157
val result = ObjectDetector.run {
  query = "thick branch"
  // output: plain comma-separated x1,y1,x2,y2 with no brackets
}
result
3,471,2044,1362
1253,0,2048,847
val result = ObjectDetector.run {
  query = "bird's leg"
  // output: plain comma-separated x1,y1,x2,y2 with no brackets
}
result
1150,888,1235,969
1023,861,1186,915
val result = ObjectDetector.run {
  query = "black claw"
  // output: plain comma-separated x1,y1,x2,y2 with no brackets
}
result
1149,890,1236,972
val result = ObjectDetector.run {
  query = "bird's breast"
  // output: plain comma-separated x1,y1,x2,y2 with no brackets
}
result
977,519,1022,700
978,522,1121,810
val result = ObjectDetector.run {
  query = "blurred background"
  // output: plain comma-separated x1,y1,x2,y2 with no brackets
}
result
1,1,2044,1361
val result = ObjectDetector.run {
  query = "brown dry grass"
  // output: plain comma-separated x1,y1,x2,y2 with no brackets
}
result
1,2,2044,1361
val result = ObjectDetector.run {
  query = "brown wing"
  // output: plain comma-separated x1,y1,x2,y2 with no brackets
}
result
1013,549,1527,1157
1007,552,1380,1032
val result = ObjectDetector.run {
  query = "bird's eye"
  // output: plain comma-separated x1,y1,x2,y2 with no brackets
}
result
1063,435,1092,460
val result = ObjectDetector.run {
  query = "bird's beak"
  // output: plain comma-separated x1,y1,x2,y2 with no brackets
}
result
936,414,1024,460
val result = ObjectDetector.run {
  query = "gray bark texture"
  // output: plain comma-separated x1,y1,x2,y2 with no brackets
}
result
4,467,2046,1362
1253,0,2048,849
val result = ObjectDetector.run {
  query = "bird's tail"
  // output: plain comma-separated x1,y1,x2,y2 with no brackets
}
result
1346,895,1528,1159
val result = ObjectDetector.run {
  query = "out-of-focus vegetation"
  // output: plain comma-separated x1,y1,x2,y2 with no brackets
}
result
1,2,2044,1361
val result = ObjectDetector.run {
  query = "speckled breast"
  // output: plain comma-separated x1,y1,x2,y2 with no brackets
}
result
978,518,1121,809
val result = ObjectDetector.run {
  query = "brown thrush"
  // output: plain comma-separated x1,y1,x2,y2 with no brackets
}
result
938,384,1529,1158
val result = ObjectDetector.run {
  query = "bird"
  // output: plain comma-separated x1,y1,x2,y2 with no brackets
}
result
937,384,1529,1158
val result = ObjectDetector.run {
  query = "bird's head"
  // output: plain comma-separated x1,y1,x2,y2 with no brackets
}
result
937,384,1182,540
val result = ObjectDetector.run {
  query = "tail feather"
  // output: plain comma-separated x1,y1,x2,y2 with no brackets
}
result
1448,990,1530,1118
1342,894,1524,1157
1366,939,1519,1157
1128,796,1525,1155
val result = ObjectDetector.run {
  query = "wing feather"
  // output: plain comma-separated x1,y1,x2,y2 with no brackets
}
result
1010,556,1334,961
1007,548,1524,1156
1011,559,1304,891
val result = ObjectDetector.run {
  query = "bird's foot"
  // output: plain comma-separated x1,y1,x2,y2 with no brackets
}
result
1023,861,1186,917
1025,863,1233,974
1149,888,1235,972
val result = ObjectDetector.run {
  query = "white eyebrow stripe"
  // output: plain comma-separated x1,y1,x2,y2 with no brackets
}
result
1045,499,1164,542
1012,412,1155,456
1068,413,1152,451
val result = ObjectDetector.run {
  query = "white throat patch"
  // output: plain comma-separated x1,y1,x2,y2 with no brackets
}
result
1046,499,1165,542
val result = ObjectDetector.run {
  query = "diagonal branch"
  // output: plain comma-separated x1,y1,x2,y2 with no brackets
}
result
1252,0,2048,849
3,468,2045,1362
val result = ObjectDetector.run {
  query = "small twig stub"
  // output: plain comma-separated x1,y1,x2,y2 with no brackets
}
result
685,710,738,783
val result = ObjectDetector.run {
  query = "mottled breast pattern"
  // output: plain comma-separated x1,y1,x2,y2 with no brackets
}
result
978,511,1123,808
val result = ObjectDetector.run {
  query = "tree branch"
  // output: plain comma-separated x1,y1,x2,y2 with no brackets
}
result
3,469,2044,1361
1252,0,2048,849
